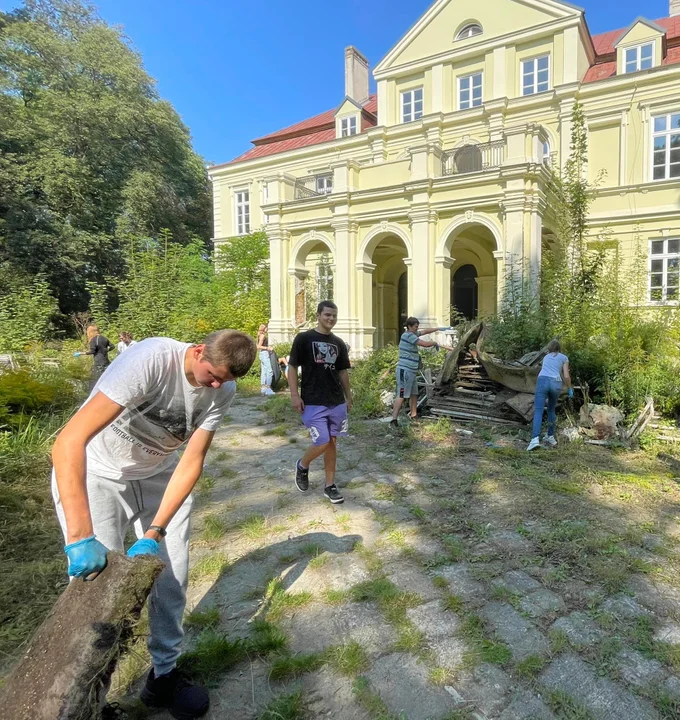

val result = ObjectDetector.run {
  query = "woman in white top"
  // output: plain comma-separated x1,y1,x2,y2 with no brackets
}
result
527,339,573,451
117,332,136,355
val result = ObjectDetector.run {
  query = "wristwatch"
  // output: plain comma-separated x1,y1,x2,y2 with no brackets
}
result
148,525,167,538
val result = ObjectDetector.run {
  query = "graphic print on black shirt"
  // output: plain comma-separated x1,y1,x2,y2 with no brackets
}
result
289,329,350,407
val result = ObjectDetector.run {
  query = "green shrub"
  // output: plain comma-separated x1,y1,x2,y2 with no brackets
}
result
0,275,58,352
349,345,400,418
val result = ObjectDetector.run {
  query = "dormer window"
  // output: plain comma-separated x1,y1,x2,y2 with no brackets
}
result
456,23,482,40
625,43,654,73
341,116,357,137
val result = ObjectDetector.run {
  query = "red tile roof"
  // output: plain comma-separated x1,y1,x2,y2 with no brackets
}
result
220,18,680,166
591,16,680,56
220,95,377,166
585,16,680,84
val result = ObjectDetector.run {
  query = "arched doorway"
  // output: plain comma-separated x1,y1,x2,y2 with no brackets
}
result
452,264,478,320
289,235,335,326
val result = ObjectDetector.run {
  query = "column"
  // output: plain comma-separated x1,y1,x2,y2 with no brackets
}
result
493,250,505,310
331,218,360,350
434,255,454,326
355,262,376,355
267,226,289,343
476,276,497,317
407,207,438,327
528,208,542,294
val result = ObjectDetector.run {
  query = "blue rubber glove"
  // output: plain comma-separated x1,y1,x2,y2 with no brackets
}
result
64,536,108,579
127,538,160,557
73,351,82,357
568,388,574,399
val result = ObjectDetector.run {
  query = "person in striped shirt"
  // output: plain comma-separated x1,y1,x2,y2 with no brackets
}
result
390,317,449,427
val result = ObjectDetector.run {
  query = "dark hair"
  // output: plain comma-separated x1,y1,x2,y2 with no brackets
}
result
202,330,257,378
547,339,561,353
317,300,337,314
405,317,419,329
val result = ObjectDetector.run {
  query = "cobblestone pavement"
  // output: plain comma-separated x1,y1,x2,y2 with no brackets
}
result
127,395,680,720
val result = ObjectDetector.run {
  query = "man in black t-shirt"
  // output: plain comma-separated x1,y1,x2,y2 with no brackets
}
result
288,301,352,504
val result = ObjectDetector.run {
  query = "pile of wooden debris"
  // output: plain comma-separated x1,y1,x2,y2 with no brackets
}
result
428,323,541,426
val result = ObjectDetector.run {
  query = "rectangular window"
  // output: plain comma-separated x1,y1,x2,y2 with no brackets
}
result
401,87,424,123
235,190,250,235
521,56,550,96
316,175,333,194
625,43,654,74
652,112,680,181
458,73,483,110
341,116,357,137
649,238,680,302
316,261,334,301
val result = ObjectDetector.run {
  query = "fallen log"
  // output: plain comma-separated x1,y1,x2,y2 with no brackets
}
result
0,553,163,720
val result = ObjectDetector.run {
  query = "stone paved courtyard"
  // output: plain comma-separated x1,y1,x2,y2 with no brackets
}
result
117,394,680,720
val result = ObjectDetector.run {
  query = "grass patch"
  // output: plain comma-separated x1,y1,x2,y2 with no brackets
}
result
515,654,547,678
630,616,680,673
549,628,571,654
200,514,228,542
308,552,330,570
349,577,422,624
264,578,314,623
258,689,306,720
353,676,395,719
269,653,323,681
324,640,370,676
185,607,221,630
410,505,427,521
323,589,350,605
219,467,238,479
429,667,451,685
239,513,267,539
458,615,512,667
178,632,250,684
353,542,384,574
264,424,288,437
189,552,231,583
442,593,465,614
547,690,596,719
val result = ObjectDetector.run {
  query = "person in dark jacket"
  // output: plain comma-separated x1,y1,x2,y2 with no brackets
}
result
75,325,114,382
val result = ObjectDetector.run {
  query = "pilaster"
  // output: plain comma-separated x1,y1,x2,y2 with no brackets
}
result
408,208,438,326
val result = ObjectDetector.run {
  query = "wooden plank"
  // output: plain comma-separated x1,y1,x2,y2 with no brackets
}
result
0,553,163,720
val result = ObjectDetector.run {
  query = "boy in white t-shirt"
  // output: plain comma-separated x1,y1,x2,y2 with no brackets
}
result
51,330,256,719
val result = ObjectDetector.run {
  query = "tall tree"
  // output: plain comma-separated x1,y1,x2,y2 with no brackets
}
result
0,0,211,316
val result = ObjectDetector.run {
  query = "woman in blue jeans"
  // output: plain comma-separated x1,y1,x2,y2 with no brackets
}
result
257,323,275,396
527,340,573,451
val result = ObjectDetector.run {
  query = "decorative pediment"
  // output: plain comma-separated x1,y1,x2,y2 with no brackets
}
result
375,0,582,75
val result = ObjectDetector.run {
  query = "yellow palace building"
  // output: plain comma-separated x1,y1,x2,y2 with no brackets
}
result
208,0,680,353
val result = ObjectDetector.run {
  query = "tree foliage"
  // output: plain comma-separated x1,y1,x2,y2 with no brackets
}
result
0,0,211,316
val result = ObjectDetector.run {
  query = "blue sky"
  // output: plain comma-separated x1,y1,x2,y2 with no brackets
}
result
0,0,672,163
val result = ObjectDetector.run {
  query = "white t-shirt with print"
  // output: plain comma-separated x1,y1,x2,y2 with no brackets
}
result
85,337,234,480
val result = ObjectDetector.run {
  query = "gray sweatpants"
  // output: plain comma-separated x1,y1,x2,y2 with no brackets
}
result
52,466,193,676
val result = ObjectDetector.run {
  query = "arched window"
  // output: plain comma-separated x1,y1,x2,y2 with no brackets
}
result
456,23,483,41
542,140,551,166
454,144,483,174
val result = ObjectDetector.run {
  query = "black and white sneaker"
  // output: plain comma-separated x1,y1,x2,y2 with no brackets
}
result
324,484,344,504
295,461,309,492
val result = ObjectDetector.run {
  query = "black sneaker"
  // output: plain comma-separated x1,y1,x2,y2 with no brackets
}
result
101,704,127,720
295,460,309,492
389,419,399,429
324,484,344,504
140,668,209,720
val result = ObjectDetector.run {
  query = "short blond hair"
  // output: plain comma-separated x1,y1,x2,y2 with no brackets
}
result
203,330,256,378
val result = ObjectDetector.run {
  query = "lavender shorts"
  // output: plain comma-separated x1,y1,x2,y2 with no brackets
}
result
301,403,349,446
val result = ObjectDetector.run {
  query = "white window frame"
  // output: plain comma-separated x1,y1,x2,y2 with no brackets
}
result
542,140,551,166
234,190,250,235
316,175,333,195
401,87,424,123
521,55,550,96
624,43,654,74
340,116,358,137
651,112,680,182
458,72,483,110
649,238,680,303
456,23,483,40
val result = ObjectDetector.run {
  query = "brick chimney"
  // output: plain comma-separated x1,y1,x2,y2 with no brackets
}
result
672,0,680,16
345,46,369,104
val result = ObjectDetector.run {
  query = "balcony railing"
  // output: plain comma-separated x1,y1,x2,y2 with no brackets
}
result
294,174,334,200
441,140,505,176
